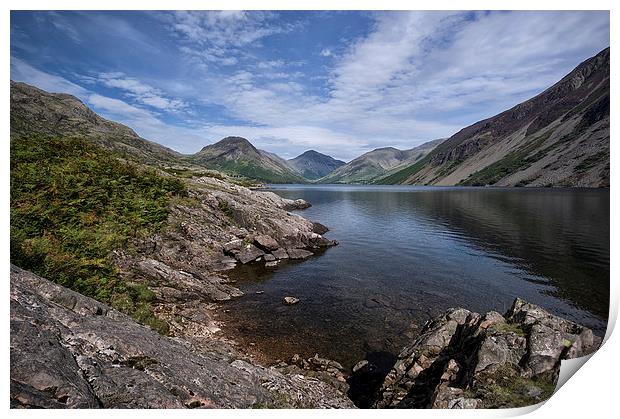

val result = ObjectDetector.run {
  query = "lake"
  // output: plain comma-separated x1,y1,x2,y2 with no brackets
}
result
220,185,609,369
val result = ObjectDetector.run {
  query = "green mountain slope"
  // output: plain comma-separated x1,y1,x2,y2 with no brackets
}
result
10,81,183,166
379,48,610,187
188,136,307,183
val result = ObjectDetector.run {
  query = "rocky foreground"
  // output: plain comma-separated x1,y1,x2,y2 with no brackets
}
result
10,265,353,408
11,259,601,408
10,171,349,408
350,299,601,409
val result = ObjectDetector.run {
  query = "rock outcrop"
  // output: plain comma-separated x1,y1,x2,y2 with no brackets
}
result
10,266,354,409
113,175,336,338
11,262,602,410
351,299,601,409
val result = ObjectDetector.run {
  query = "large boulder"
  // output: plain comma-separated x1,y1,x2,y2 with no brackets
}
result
506,298,600,377
368,298,601,409
235,243,265,264
253,235,280,251
373,308,480,408
286,248,314,259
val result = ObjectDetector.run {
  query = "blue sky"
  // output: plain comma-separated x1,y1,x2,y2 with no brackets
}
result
11,10,609,161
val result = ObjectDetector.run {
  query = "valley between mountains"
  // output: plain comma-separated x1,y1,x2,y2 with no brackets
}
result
11,48,609,188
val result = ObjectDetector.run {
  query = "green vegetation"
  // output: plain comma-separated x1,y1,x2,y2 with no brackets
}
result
161,166,225,180
467,365,556,408
190,157,306,184
217,200,234,219
458,130,554,186
375,136,463,184
488,322,527,337
375,154,431,184
123,355,158,371
575,150,609,172
11,135,188,334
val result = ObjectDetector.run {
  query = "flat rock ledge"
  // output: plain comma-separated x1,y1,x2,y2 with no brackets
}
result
349,299,601,409
10,266,354,409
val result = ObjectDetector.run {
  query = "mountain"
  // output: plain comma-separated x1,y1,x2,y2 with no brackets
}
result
10,81,183,166
319,139,443,184
287,150,345,180
10,81,304,183
188,136,307,183
379,48,610,187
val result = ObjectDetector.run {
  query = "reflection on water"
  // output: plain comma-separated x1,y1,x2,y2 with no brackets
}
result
221,185,609,369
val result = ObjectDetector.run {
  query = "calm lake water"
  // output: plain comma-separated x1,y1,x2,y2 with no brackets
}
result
221,185,609,369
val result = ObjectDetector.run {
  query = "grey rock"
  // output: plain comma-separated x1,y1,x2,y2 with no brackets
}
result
352,360,369,373
312,222,329,235
10,266,353,409
235,244,265,264
308,354,344,372
524,385,543,399
223,239,244,253
373,298,600,409
286,248,313,259
475,331,527,374
448,397,479,409
478,311,505,330
272,248,289,259
283,297,300,305
431,385,464,409
254,235,280,251
281,198,311,210
263,254,276,261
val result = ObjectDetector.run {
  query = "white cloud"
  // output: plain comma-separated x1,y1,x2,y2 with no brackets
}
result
95,72,187,112
47,12,81,43
258,60,285,69
320,48,333,57
11,57,87,97
165,11,290,67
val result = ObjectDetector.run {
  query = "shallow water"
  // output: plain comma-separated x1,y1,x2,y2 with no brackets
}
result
221,185,609,369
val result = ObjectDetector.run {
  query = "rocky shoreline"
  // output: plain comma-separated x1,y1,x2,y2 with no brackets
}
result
10,176,603,409
349,298,601,408
111,176,337,340
11,176,352,408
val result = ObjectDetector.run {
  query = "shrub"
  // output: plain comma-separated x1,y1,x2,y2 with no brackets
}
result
11,135,187,334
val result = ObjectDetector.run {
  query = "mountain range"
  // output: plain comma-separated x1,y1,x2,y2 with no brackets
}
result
319,139,444,184
10,47,609,187
189,136,307,183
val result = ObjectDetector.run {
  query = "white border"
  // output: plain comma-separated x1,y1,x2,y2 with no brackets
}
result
2,1,617,418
